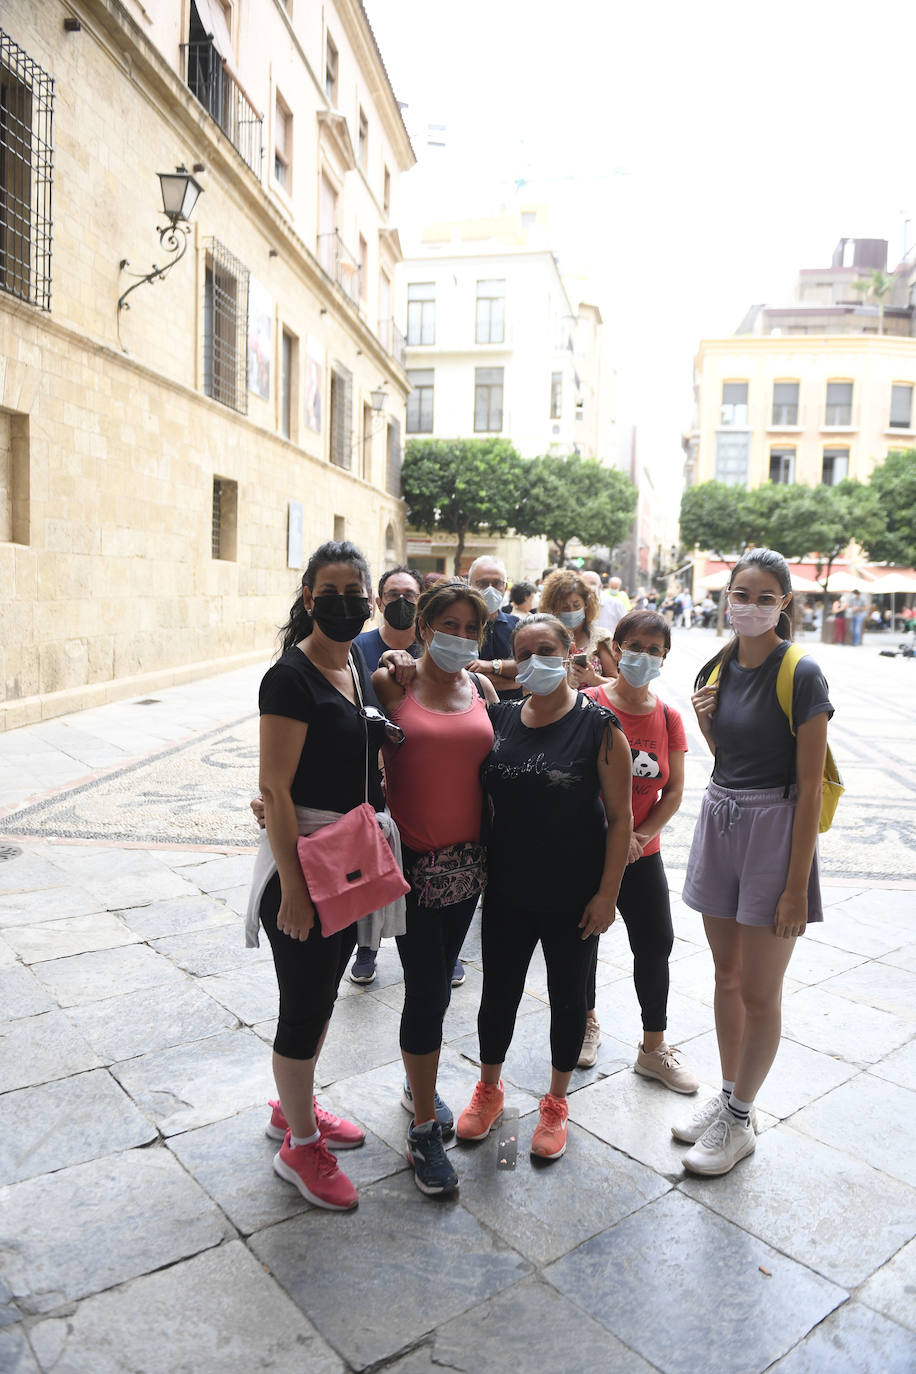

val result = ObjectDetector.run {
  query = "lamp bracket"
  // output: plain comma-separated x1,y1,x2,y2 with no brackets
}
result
116,220,192,348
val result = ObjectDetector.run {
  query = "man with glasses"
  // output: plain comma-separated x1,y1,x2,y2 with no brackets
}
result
353,566,423,673
465,556,520,700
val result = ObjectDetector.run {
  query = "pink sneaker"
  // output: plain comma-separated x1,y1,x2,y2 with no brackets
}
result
266,1098,365,1149
530,1092,569,1159
456,1079,504,1141
272,1132,358,1210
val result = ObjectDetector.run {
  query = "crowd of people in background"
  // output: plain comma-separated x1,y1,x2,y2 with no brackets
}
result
248,540,840,1208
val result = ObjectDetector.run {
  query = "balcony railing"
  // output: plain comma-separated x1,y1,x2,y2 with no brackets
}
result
317,230,361,307
183,39,262,177
378,317,406,367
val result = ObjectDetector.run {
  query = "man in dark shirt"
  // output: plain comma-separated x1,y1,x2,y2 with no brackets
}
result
466,556,520,699
353,566,423,672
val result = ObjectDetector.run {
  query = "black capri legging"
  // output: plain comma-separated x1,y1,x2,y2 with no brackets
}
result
477,894,598,1074
260,873,358,1059
396,885,479,1056
586,849,674,1031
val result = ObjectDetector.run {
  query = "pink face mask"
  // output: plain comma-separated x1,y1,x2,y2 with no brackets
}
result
727,601,784,636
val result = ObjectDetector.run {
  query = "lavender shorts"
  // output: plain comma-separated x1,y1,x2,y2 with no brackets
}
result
682,781,823,926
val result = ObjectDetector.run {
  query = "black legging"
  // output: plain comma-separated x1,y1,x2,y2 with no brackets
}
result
586,849,673,1031
260,873,357,1059
396,888,478,1055
477,894,598,1073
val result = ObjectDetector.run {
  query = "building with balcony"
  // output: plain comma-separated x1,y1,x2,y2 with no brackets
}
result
687,238,916,493
395,212,611,577
0,0,414,728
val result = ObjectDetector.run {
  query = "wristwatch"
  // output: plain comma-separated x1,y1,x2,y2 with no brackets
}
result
492,659,502,676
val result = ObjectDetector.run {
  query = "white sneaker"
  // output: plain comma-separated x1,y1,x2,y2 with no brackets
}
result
634,1042,699,1094
672,1093,759,1143
577,1017,602,1068
682,1110,756,1176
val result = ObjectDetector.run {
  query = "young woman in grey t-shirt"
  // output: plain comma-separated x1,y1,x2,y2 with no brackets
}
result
676,548,833,1177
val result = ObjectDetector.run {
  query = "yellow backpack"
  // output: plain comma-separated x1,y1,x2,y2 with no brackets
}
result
708,643,843,832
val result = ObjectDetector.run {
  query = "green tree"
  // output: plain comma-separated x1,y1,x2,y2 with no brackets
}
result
850,269,895,335
867,449,916,566
401,437,526,574
516,453,637,565
679,481,751,562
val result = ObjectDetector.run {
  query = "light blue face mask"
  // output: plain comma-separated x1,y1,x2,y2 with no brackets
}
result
428,630,479,673
477,585,504,615
618,650,662,688
559,608,585,629
515,654,568,695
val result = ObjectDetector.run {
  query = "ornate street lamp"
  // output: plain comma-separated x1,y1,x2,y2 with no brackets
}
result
117,167,204,345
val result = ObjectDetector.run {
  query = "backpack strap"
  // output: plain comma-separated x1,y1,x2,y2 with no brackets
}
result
775,643,807,737
469,671,486,700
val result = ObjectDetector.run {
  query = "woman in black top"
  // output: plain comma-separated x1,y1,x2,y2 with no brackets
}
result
456,614,632,1161
255,540,391,1211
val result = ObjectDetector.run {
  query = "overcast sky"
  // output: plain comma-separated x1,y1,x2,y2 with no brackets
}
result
364,0,915,513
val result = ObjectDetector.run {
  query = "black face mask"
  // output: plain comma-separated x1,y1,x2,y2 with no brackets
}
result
311,594,371,642
383,596,417,631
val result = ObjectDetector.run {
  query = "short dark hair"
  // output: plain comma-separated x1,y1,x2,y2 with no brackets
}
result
378,565,423,597
613,610,671,652
509,580,536,607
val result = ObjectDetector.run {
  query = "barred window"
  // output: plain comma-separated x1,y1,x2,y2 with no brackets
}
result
211,475,238,560
329,362,353,468
203,239,249,413
0,30,53,310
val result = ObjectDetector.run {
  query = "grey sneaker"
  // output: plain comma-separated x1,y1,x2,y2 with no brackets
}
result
671,1093,758,1144
401,1078,454,1139
634,1042,699,1094
682,1110,756,1176
577,1017,602,1068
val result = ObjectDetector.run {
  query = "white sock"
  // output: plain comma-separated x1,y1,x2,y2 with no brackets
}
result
726,1093,752,1125
290,1129,320,1147
721,1079,735,1099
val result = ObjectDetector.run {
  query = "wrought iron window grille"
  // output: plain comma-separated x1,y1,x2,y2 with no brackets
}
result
203,237,249,414
0,29,53,311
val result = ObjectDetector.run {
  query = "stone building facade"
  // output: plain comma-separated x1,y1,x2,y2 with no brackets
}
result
0,0,413,728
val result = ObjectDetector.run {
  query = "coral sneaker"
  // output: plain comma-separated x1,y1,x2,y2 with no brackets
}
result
530,1093,569,1160
266,1098,365,1149
272,1133,358,1210
456,1079,504,1141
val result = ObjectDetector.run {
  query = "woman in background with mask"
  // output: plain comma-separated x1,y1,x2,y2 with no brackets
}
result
456,614,631,1162
676,549,832,1177
537,568,617,686
249,541,397,1212
372,581,498,1196
579,611,698,1093
349,566,424,985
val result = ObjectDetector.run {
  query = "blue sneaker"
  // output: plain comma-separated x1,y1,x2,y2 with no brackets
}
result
407,1120,458,1195
349,946,377,985
401,1078,455,1139
451,958,466,987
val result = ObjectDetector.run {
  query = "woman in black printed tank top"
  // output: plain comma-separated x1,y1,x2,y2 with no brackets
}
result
455,614,633,1162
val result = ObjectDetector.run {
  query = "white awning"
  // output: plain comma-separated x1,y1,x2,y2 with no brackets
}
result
193,0,237,76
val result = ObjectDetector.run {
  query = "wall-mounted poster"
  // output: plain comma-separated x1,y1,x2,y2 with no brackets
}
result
305,335,323,433
248,278,272,399
288,500,303,570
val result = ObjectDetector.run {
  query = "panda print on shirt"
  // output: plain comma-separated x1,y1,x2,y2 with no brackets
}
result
631,748,661,779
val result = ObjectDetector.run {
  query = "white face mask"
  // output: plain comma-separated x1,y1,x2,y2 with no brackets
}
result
515,654,568,695
727,601,785,637
427,630,479,673
559,607,585,629
477,585,504,615
618,650,662,687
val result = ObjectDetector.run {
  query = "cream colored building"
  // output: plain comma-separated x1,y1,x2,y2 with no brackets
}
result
689,239,916,492
396,212,612,578
0,0,413,729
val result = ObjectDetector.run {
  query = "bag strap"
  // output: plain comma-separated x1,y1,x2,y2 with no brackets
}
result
469,671,486,700
775,642,806,737
348,654,369,805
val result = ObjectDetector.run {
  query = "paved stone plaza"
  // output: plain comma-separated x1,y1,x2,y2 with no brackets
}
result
0,629,914,1373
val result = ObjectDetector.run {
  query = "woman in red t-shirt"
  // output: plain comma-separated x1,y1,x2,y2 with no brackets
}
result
582,610,699,1093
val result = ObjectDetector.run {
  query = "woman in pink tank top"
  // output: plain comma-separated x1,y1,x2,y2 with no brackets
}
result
372,581,497,1197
